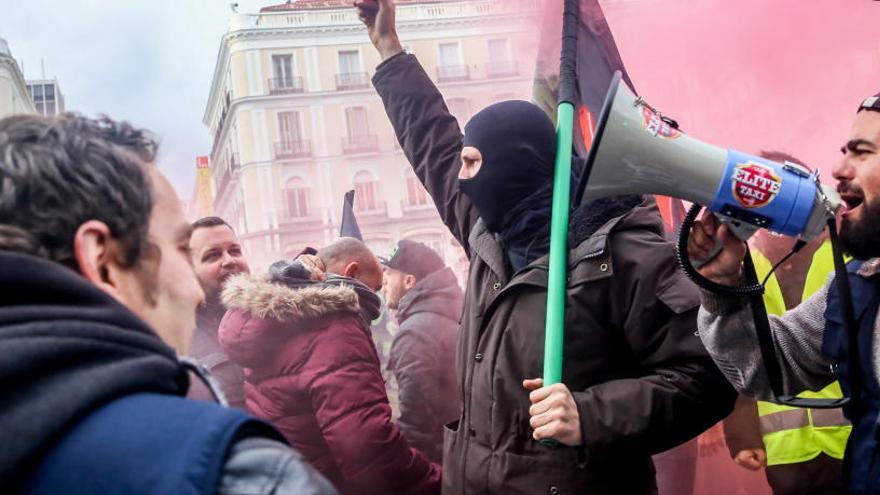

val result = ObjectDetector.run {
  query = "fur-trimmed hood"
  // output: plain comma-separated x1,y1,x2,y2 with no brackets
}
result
219,273,366,370
221,273,360,324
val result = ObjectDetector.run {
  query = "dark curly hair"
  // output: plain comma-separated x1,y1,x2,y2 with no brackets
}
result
0,113,158,270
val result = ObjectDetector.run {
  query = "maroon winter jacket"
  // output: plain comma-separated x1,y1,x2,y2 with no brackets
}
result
218,273,441,495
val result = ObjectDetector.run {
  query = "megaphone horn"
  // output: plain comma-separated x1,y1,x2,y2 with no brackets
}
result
574,71,839,242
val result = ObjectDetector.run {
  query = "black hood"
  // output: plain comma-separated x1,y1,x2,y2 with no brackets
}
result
396,267,464,324
0,251,188,488
459,100,557,233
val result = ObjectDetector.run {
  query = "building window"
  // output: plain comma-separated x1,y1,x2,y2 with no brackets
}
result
336,50,368,89
353,170,377,211
346,107,369,136
437,42,468,81
487,39,517,77
270,55,302,93
342,107,378,153
278,111,302,142
30,84,45,115
488,39,509,62
275,111,311,158
446,98,471,126
272,55,293,81
284,177,310,218
439,42,460,66
338,50,361,74
405,171,429,206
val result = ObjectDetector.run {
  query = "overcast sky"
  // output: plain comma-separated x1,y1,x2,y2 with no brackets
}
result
0,0,273,198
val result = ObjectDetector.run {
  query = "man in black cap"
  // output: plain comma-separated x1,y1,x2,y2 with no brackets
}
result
691,93,880,494
357,1,736,493
382,240,464,463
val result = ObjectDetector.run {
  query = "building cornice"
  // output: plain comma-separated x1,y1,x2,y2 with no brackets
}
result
0,54,36,114
203,1,532,125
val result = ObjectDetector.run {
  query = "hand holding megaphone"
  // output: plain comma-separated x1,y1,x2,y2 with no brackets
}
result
687,212,748,287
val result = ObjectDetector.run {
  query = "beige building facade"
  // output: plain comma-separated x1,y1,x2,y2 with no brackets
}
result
203,0,537,271
0,37,36,118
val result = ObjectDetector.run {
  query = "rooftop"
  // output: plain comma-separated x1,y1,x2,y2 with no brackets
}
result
259,0,461,12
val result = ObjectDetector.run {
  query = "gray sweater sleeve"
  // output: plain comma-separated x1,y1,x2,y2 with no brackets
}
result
697,279,835,401
219,437,339,495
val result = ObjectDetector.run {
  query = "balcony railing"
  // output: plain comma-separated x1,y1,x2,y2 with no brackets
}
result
274,140,312,159
268,76,304,94
342,134,379,154
437,64,470,82
335,72,370,90
486,60,518,78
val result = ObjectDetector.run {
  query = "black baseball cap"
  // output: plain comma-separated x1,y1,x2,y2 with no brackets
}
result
858,93,880,113
380,240,445,280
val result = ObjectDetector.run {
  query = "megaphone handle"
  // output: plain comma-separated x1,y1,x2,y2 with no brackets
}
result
692,240,723,270
692,216,758,269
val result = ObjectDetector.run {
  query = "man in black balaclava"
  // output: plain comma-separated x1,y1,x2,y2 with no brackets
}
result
458,100,556,272
360,1,736,492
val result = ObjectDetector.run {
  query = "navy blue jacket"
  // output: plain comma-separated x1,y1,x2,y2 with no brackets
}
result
824,260,880,494
24,393,269,495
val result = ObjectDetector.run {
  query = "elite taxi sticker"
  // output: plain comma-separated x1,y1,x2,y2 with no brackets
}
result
642,106,681,140
731,161,782,208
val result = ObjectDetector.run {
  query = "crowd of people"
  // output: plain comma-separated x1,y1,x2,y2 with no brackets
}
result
1,0,879,493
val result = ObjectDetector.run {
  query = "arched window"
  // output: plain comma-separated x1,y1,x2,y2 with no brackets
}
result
405,170,429,206
284,177,310,218
353,170,377,211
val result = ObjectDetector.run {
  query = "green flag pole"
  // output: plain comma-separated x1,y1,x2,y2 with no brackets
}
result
540,0,579,447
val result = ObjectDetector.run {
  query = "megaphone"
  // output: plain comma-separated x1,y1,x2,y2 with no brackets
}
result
574,72,840,242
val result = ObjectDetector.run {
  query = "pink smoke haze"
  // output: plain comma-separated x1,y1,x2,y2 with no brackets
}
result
599,0,880,182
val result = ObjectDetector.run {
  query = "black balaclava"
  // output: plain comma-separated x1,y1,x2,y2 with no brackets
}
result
459,100,557,234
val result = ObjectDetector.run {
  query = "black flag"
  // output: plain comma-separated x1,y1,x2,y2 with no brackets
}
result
340,189,363,241
532,0,685,234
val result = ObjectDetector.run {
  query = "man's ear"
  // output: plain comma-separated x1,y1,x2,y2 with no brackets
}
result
404,273,418,290
343,261,359,279
73,220,128,300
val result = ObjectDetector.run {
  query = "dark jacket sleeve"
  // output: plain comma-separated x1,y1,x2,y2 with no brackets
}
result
219,437,339,495
210,361,246,410
389,322,442,461
306,317,441,495
372,53,479,252
723,395,764,457
572,235,737,457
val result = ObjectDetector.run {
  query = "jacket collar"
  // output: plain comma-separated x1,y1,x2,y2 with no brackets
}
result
467,196,662,281
221,273,361,325
396,268,464,323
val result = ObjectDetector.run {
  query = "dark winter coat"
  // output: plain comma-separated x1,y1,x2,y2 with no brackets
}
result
0,250,336,495
188,299,246,409
218,273,441,495
390,267,464,463
373,53,737,495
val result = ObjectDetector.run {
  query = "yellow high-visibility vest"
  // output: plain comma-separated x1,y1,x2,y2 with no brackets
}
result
753,240,852,466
